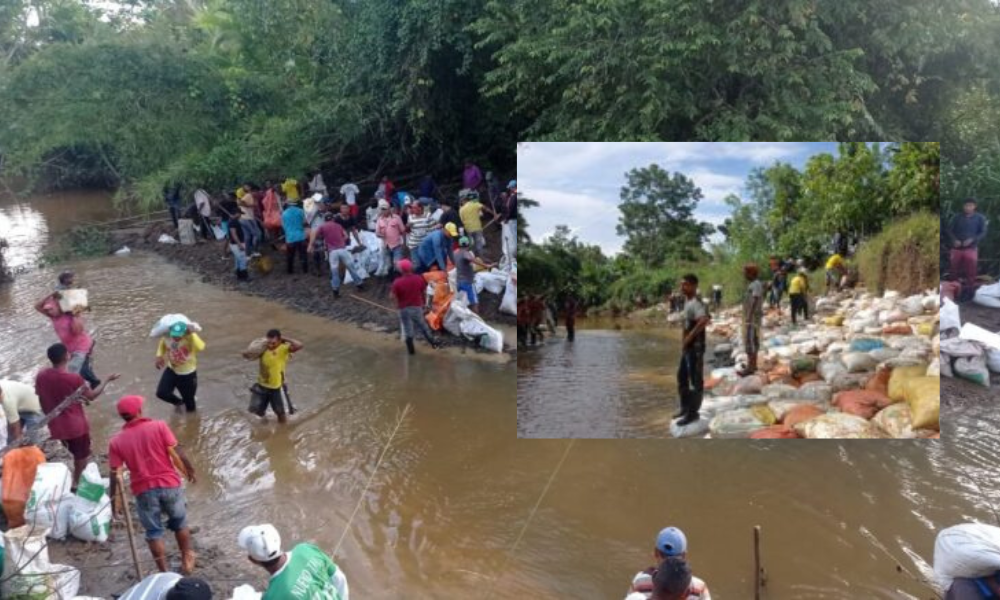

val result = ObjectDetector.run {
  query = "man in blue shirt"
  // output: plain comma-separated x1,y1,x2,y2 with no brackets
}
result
282,198,309,274
414,222,458,274
949,198,988,291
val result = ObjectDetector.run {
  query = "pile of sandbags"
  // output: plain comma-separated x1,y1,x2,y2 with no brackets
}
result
52,463,112,544
681,288,940,439
443,299,504,353
2,525,80,599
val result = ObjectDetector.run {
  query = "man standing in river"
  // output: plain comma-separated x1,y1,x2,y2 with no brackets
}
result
391,259,440,354
155,322,206,413
251,330,304,424
35,289,101,388
674,274,710,426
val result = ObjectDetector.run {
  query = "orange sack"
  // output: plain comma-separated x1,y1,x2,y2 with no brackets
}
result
833,389,891,420
783,405,825,429
1,446,46,528
423,270,454,331
750,425,801,439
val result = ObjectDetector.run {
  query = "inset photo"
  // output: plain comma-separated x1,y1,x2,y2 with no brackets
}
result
517,142,940,439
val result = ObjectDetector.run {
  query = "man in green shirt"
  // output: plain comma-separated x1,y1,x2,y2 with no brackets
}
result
238,524,350,600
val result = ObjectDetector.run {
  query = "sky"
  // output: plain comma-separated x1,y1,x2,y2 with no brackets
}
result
517,142,840,256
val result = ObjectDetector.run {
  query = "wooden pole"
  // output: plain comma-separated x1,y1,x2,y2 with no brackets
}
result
754,525,763,599
116,471,143,581
348,293,397,313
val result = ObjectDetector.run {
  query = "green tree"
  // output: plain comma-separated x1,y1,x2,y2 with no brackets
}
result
617,164,714,267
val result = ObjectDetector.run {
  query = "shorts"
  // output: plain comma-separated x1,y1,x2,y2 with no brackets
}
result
743,323,760,355
136,487,188,540
458,281,478,305
61,434,92,461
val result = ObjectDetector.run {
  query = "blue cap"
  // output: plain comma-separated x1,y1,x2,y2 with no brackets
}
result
656,527,687,556
507,179,517,189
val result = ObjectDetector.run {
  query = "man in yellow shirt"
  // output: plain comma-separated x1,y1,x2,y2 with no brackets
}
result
788,268,810,326
281,178,301,202
251,329,304,424
458,190,495,256
825,253,846,294
155,322,206,413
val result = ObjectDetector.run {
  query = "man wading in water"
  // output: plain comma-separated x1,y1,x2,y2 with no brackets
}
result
673,275,710,426
250,330,303,424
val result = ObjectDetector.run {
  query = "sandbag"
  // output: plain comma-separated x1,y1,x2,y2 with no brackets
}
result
793,413,885,439
500,270,517,315
818,360,847,383
733,375,765,395
761,384,798,400
66,464,111,543
823,315,845,326
1,525,80,599
1,447,46,529
927,359,940,378
922,295,940,312
475,271,508,295
955,354,990,387
783,405,826,428
446,301,504,353
899,295,925,316
830,373,870,393
882,323,913,336
149,314,203,338
905,377,940,430
866,367,891,395
243,337,269,360
424,271,454,331
869,348,900,363
56,289,88,314
842,352,878,373
849,338,883,353
871,403,918,439
833,390,890,419
25,463,72,533
669,417,710,438
887,365,929,402
767,400,812,422
974,282,1000,308
797,382,833,403
934,524,1000,590
708,409,769,439
750,405,777,426
790,357,818,376
750,425,801,439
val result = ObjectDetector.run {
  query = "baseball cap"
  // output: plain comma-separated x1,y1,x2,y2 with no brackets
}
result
238,524,283,562
169,322,188,338
444,223,459,237
508,180,516,189
165,577,213,600
398,259,413,273
117,395,144,417
459,236,470,247
656,527,688,556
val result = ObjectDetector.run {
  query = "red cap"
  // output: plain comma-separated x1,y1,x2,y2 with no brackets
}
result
117,395,144,417
398,259,413,274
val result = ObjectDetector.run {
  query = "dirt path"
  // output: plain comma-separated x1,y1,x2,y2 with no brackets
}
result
117,220,515,352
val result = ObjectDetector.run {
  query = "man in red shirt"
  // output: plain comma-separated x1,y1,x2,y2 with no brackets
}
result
109,395,197,575
391,259,440,355
310,212,365,298
35,343,119,488
35,290,100,388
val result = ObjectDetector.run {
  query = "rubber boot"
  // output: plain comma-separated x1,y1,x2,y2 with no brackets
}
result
405,338,415,355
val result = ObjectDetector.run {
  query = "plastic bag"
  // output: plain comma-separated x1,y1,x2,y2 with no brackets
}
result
475,271,508,295
793,413,885,439
232,584,264,600
1,525,80,599
905,377,940,430
709,409,769,439
149,314,203,338
500,270,517,315
25,463,72,533
941,298,961,333
934,524,1000,590
669,417,710,438
157,233,178,244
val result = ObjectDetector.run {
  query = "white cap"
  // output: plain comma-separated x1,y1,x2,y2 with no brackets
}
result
238,524,282,562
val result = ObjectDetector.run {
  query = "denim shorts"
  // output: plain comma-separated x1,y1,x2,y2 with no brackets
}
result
136,487,188,540
458,281,478,306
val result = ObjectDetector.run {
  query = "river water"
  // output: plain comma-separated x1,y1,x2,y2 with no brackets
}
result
0,192,985,599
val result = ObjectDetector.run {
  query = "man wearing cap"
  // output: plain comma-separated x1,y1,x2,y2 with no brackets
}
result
238,524,349,600
500,180,517,264
626,527,711,599
109,395,198,575
391,259,440,354
375,199,407,275
311,212,366,298
120,574,213,600
458,190,495,257
949,197,987,292
1,379,45,444
282,196,310,275
36,343,120,488
155,322,206,413
413,222,457,274
626,557,696,600
455,236,496,315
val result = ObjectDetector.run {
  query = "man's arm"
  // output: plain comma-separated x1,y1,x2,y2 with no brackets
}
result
975,215,988,244
34,293,60,318
170,445,197,483
82,373,121,400
7,420,22,443
283,337,304,353
683,315,711,349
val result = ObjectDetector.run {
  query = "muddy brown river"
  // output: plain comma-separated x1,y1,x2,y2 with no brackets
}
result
0,191,985,599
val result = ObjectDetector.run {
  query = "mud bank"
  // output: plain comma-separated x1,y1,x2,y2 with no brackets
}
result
942,301,1000,409
117,220,516,352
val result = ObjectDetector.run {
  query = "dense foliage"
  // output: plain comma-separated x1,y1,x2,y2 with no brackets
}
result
0,0,517,207
520,142,940,311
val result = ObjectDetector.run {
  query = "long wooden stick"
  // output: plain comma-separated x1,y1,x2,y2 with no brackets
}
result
348,293,397,313
116,471,143,581
0,384,91,458
754,525,763,599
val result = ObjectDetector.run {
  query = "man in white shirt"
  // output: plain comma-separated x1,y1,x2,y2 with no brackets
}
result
0,379,45,443
625,527,711,600
340,182,361,218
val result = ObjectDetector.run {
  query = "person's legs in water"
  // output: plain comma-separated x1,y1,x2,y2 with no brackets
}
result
177,371,198,412
156,368,184,407
78,354,100,389
406,306,439,349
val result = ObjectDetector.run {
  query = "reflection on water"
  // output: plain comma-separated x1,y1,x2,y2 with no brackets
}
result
0,190,115,270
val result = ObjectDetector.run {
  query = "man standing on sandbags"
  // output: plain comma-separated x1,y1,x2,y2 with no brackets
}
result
155,322,206,413
109,395,197,575
949,197,987,294
741,264,764,377
674,275,711,426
